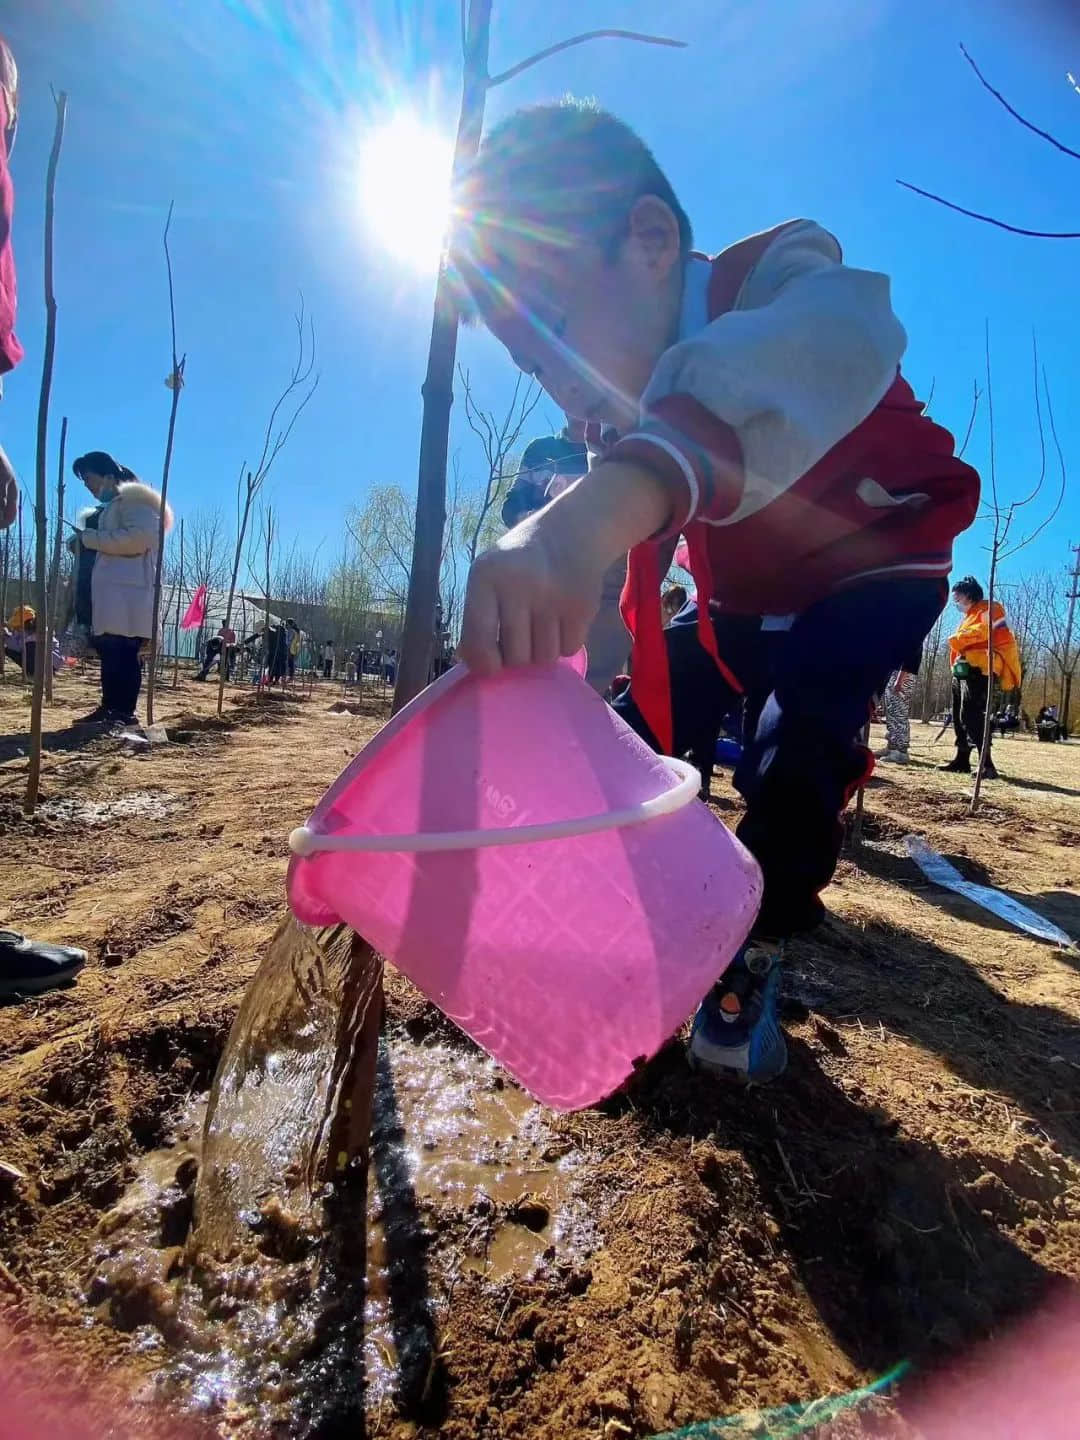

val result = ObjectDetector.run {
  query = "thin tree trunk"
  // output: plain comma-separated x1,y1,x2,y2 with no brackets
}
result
1060,546,1079,733
393,0,492,713
970,552,998,813
217,478,253,716
0,521,9,678
262,507,273,698
146,201,185,727
25,95,67,811
172,516,184,687
17,492,26,685
45,416,67,704
850,721,870,848
1063,673,1073,738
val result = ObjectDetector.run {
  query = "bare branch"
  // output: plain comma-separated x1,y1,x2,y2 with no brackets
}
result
250,296,319,484
895,180,1080,239
958,380,981,458
163,200,179,367
487,29,685,88
1009,331,1047,514
1003,367,1068,560
984,322,1001,538
960,44,1080,162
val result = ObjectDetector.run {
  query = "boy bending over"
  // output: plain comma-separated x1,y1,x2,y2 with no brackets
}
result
452,102,979,1083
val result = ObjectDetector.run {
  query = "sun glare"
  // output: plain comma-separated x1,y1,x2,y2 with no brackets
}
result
358,113,454,273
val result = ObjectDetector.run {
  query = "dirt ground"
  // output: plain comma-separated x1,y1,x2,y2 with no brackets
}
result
0,666,1077,1439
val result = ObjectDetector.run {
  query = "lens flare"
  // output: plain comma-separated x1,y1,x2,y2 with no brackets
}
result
358,112,453,272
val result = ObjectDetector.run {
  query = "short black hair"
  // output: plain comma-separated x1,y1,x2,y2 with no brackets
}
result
449,99,692,310
952,576,984,603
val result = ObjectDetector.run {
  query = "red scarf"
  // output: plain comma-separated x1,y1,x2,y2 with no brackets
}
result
621,528,742,755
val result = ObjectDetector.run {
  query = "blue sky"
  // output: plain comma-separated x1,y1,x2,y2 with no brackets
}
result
3,0,1078,593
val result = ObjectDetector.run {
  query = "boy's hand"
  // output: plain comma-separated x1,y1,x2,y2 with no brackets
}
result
459,463,673,675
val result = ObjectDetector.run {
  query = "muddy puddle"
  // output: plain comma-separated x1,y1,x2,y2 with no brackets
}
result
84,1030,601,1434
38,790,182,827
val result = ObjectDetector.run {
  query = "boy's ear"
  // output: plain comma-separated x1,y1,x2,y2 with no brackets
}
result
626,195,682,279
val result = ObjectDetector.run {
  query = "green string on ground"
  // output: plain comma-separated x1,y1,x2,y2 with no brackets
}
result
654,1361,911,1440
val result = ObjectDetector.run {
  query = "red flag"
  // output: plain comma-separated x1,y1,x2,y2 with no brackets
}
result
180,584,208,631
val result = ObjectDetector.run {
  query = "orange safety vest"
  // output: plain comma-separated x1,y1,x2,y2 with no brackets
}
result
948,600,1021,691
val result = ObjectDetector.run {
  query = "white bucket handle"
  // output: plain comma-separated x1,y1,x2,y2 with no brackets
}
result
289,756,700,858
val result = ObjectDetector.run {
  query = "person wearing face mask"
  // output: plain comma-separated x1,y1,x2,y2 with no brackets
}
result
942,576,1021,780
69,451,173,729
501,429,632,698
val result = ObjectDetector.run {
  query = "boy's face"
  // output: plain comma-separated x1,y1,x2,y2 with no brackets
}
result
477,197,683,432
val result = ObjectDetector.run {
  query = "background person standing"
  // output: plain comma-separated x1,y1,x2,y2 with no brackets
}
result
942,577,1020,780
71,451,172,729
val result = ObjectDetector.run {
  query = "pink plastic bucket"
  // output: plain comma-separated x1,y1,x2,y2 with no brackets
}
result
287,657,762,1110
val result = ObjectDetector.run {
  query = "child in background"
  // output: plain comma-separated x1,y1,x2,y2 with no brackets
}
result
451,100,979,1083
286,619,301,682
661,584,689,626
501,431,589,528
4,605,63,677
502,431,631,696
878,649,921,765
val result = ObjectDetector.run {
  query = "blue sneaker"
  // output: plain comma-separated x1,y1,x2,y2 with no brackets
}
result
689,940,787,1084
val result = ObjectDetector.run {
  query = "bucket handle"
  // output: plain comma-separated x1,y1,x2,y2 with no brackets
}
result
289,757,701,858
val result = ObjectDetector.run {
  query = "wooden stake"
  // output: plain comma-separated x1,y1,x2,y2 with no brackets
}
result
44,415,67,704
16,490,25,685
0,519,8,678
851,721,870,849
172,515,184,687
146,200,185,727
26,90,67,812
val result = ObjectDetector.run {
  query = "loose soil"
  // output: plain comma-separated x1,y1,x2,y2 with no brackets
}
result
0,668,1077,1438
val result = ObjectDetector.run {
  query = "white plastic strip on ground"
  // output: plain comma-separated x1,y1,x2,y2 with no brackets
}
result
904,835,1077,950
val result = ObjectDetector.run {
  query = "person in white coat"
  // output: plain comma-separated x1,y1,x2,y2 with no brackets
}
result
70,451,172,727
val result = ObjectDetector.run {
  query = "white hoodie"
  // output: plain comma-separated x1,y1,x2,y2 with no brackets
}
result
79,481,173,638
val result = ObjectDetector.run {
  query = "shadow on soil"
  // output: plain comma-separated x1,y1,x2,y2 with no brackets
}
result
998,773,1080,800
622,911,1071,1378
852,841,1080,953
0,723,108,763
801,916,1080,1158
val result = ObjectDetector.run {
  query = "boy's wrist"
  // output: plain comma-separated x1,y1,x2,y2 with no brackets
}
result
555,461,673,566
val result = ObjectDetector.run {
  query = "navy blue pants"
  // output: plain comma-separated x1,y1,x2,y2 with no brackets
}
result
95,633,144,719
613,580,945,937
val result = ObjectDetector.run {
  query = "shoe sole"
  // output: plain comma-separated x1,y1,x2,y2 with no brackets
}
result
0,962,85,998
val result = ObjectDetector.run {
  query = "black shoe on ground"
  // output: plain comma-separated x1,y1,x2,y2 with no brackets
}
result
940,753,972,773
72,705,110,727
979,757,999,780
0,931,87,998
